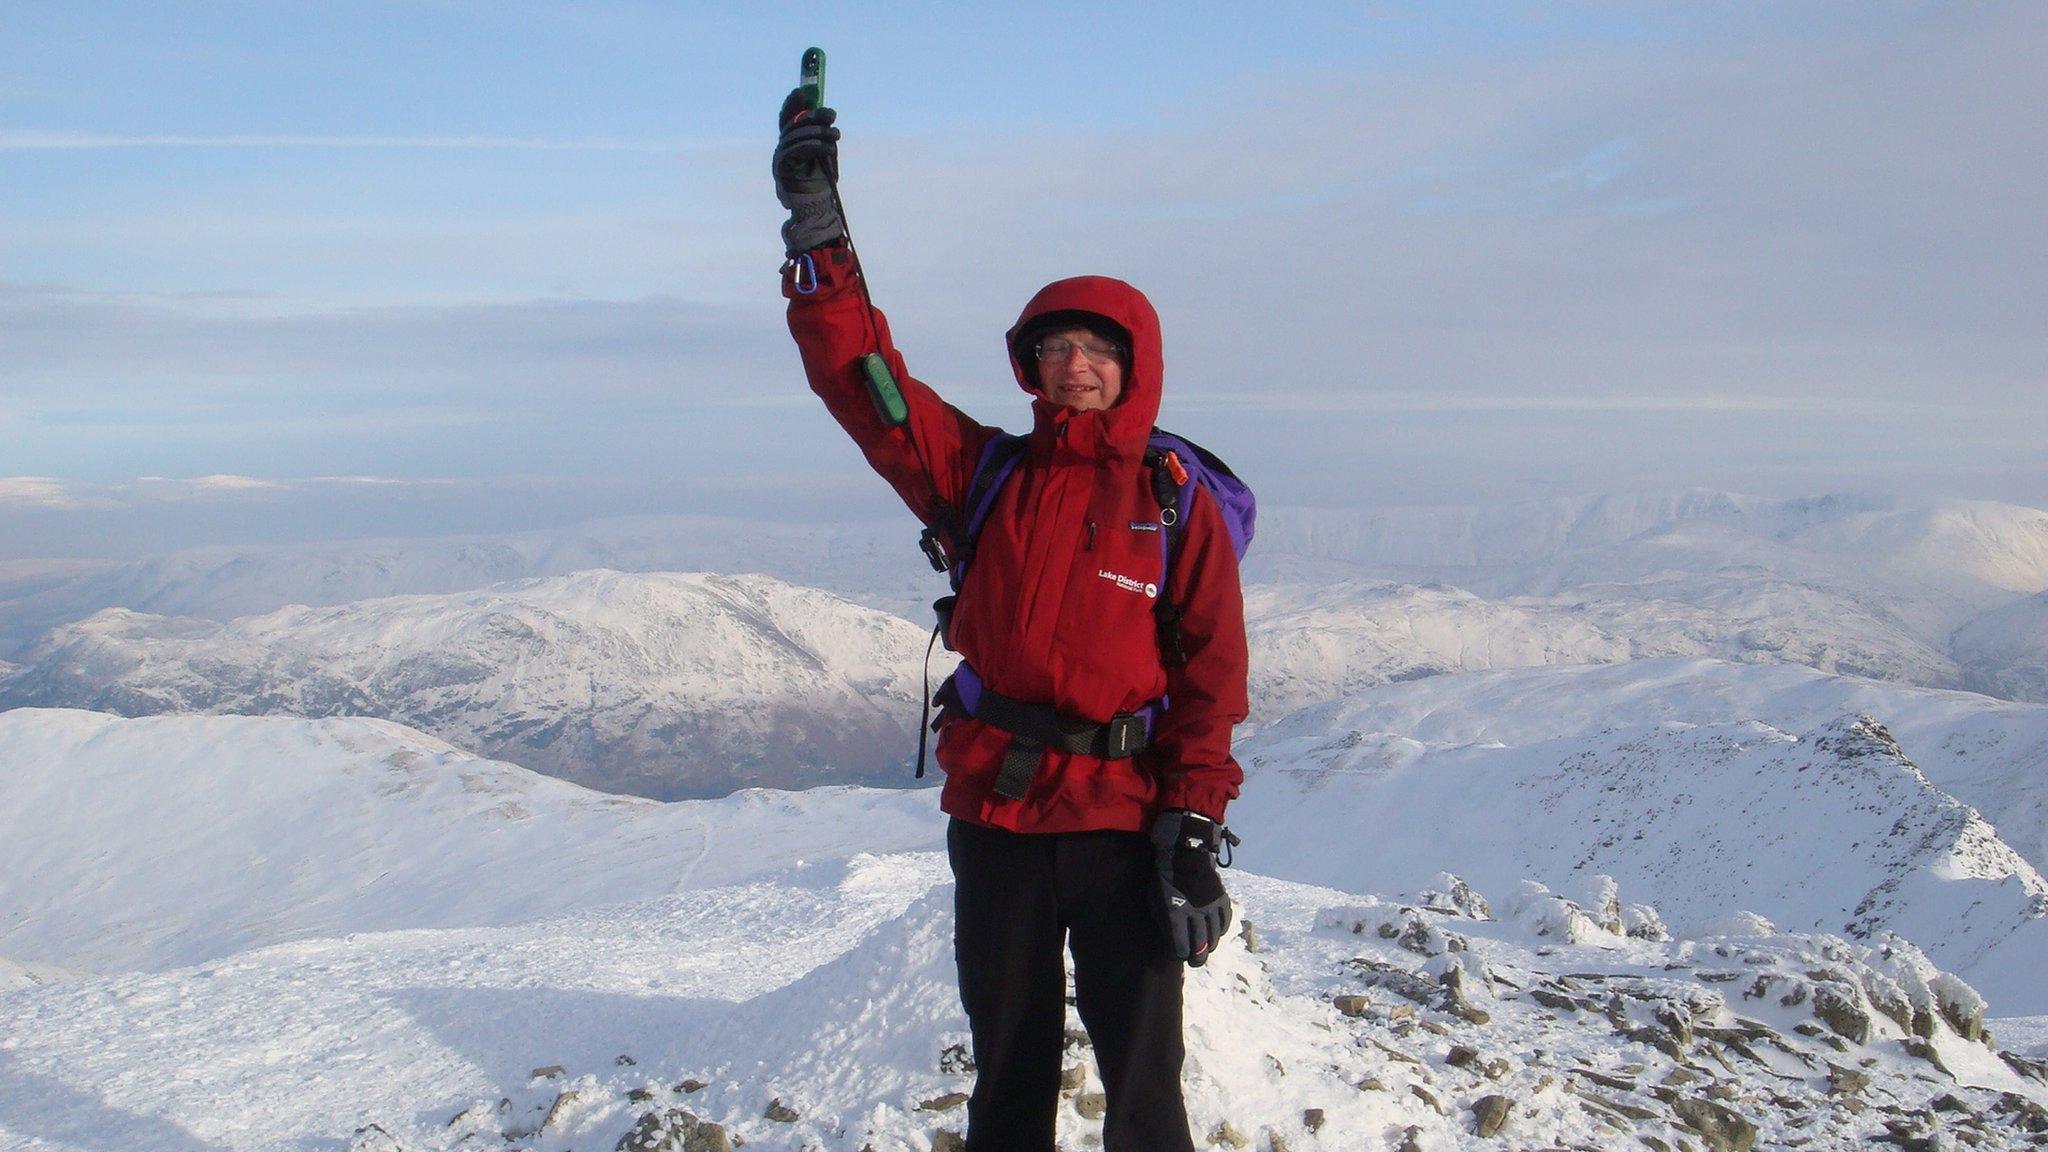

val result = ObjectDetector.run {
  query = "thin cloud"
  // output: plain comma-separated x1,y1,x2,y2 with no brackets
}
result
0,131,696,152
1177,393,1817,415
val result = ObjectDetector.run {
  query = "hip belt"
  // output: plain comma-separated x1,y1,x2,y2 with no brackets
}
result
935,663,1163,801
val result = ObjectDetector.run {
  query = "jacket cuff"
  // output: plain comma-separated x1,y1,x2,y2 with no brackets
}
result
1161,776,1234,825
781,240,858,300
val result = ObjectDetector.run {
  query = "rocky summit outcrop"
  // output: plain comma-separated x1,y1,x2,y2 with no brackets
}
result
334,873,2048,1152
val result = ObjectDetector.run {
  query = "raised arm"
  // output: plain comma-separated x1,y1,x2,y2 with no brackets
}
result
774,88,994,528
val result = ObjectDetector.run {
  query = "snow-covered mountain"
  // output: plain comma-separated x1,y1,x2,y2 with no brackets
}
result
1237,708,2048,1014
1955,589,2048,704
1,705,2043,1151
1254,492,2048,617
1234,657,2048,879
0,708,945,973
8,491,2048,706
0,515,922,656
1243,575,1966,717
0,571,941,799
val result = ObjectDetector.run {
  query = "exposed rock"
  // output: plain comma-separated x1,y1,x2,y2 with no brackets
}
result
1472,1093,1512,1137
1059,1063,1087,1092
1418,873,1492,920
1573,1068,1636,1092
1932,974,1986,1043
616,1053,637,1066
1333,994,1373,1018
1395,1125,1424,1152
1826,1064,1870,1095
1445,1045,1480,1070
615,1109,730,1152
1349,957,1445,1008
1439,964,1493,1024
1302,1108,1325,1133
1075,1092,1107,1119
918,1092,969,1112
939,1041,975,1074
530,1064,566,1081
1410,1084,1445,1114
1810,981,1872,1044
1671,1097,1758,1152
346,1125,408,1152
1240,920,1265,954
676,1078,708,1094
932,1131,966,1152
1584,1093,1662,1122
445,1101,498,1131
762,1098,799,1123
1211,1120,1252,1148
1900,1037,1954,1079
541,1090,583,1132
2000,1051,2048,1083
629,1088,655,1103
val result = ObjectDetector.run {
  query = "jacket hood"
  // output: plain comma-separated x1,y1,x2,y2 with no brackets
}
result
1005,276,1162,454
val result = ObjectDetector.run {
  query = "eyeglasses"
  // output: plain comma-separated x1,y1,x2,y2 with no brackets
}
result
1033,337,1123,364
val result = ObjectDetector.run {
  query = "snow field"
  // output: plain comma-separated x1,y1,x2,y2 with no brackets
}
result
5,861,2042,1152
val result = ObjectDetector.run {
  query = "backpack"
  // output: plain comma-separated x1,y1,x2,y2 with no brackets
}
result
913,428,1255,777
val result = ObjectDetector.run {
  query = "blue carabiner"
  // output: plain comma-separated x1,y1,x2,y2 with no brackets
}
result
791,251,820,295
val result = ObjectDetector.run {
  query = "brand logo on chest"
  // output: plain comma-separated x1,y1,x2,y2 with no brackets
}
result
1098,569,1159,599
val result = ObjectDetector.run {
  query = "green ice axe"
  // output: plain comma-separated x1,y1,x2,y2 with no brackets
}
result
799,47,910,428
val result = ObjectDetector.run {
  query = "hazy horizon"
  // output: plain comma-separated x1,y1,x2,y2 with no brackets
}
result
6,3,2044,560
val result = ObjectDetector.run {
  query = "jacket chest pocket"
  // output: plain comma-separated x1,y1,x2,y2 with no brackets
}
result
1076,512,1169,601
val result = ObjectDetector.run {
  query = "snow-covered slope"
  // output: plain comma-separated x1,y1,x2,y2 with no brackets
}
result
1955,589,2048,704
0,708,943,973
1236,657,2048,877
0,571,941,799
1245,576,1964,717
1,859,2042,1152
1228,659,2048,1014
5,703,2047,1150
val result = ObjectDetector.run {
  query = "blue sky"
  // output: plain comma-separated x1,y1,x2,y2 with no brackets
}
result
3,3,2045,556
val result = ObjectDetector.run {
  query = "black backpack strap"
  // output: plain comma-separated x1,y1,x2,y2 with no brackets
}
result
1144,436,1197,667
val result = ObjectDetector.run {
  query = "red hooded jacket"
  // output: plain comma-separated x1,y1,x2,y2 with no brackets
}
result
784,244,1248,833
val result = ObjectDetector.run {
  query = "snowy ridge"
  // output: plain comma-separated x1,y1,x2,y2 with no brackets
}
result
1232,678,2048,1014
4,703,2048,1148
1237,657,2048,876
3,860,2043,1152
0,708,942,973
0,571,941,799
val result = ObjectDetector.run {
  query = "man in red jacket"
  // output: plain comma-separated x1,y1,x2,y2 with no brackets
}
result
776,93,1249,1152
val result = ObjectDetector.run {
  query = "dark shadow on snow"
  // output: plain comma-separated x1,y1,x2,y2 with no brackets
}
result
0,1049,238,1152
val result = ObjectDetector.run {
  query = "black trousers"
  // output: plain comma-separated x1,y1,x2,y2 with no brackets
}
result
947,818,1196,1152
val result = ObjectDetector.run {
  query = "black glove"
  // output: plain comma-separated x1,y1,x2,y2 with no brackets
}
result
773,87,845,257
1149,810,1233,967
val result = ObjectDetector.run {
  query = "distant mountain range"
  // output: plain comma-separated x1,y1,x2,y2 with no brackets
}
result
0,571,940,799
6,490,2045,711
